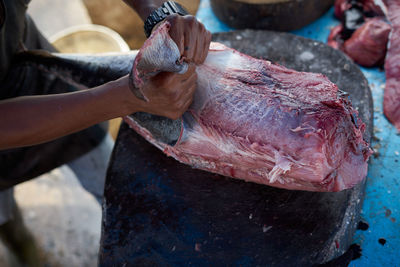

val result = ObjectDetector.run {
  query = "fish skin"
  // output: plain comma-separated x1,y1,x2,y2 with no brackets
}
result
125,22,372,192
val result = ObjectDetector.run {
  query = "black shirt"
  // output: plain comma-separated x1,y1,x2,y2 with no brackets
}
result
0,0,30,82
0,1,5,28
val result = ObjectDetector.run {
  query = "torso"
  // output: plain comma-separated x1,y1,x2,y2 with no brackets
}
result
0,0,30,82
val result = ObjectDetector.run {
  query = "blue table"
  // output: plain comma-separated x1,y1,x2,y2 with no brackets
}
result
196,2,399,266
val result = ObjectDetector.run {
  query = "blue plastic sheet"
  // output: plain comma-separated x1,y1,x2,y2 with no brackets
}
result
196,2,399,265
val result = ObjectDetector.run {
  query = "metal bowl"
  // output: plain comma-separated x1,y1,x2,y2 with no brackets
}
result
49,24,130,54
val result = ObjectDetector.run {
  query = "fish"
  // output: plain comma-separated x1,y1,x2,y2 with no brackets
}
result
124,21,372,192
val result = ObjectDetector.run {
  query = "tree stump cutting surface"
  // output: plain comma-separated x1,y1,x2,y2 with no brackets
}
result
99,30,373,266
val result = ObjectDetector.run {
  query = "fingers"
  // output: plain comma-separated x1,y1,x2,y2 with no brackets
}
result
140,63,197,120
166,66,197,119
166,65,196,103
190,23,211,64
168,14,185,56
155,63,195,87
200,31,212,63
166,15,211,65
181,81,196,111
183,17,209,64
171,74,197,119
179,63,196,82
179,69,197,97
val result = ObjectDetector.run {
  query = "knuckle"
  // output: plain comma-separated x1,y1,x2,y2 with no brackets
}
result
168,90,181,102
184,15,195,21
167,13,179,22
185,15,196,25
169,111,181,120
198,23,205,32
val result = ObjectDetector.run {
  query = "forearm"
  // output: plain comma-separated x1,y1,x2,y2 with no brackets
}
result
123,0,167,21
0,76,136,149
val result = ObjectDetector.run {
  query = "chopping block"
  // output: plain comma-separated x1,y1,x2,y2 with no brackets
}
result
99,30,373,266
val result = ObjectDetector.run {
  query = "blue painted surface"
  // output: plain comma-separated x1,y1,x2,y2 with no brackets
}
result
196,1,400,265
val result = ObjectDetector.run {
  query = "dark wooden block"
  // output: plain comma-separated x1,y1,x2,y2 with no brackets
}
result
99,30,373,266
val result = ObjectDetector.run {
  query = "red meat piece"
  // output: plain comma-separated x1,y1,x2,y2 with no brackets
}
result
344,18,391,67
383,0,400,131
327,24,345,50
335,0,352,20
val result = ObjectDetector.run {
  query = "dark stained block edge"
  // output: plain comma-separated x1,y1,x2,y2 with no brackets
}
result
99,30,373,266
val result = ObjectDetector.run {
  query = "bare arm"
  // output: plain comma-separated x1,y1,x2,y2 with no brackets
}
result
0,64,197,149
0,0,209,150
0,76,134,149
123,0,167,21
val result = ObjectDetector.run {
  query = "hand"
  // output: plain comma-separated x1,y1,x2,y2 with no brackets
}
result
125,2,211,64
136,64,197,120
134,14,210,119
163,14,212,64
129,13,210,120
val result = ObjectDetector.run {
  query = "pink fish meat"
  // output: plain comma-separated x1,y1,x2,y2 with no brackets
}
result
330,0,400,131
125,22,371,192
343,18,391,67
383,0,400,131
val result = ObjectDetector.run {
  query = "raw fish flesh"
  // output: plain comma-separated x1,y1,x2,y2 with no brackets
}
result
125,22,371,192
383,0,400,131
343,18,391,67
330,0,400,131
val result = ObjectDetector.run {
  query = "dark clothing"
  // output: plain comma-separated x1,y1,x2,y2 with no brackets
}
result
0,1,5,31
0,0,29,82
0,0,107,190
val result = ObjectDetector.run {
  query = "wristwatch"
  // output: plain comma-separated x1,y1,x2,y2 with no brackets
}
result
144,1,189,37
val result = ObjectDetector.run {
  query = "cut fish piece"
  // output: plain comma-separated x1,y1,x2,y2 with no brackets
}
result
344,18,390,67
125,22,372,192
383,0,400,131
